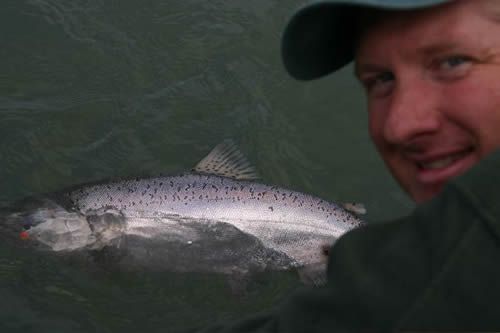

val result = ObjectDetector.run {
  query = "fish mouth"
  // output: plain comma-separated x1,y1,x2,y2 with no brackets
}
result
0,197,127,253
0,197,94,251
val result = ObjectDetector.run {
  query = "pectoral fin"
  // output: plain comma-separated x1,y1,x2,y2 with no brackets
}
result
341,202,366,215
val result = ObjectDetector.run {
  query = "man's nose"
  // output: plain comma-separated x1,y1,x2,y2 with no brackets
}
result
383,81,440,145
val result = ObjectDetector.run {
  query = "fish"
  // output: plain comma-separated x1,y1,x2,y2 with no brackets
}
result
0,141,364,286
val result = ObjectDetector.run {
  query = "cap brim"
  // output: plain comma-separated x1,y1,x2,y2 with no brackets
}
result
281,0,450,80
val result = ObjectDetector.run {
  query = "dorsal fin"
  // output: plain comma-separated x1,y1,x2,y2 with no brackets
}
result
193,140,260,180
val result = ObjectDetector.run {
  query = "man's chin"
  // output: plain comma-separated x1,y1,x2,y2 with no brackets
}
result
409,183,445,204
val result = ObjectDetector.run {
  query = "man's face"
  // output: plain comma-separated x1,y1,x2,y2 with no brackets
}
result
355,0,500,203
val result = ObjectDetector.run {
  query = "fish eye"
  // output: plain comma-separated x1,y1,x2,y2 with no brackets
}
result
21,213,41,230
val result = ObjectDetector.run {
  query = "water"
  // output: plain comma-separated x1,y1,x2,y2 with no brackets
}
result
0,0,414,332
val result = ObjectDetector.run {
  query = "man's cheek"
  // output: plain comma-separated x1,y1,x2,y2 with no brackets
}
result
368,116,383,145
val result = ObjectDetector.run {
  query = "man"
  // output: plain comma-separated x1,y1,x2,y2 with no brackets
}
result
193,0,500,331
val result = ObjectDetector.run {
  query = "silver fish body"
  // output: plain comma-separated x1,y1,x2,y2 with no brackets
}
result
1,142,364,283
64,172,361,267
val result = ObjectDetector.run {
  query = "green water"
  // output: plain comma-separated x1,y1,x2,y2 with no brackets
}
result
0,0,413,332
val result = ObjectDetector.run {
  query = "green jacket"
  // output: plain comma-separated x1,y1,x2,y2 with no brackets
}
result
193,150,500,332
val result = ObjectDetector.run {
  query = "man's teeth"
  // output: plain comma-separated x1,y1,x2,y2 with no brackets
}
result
421,157,455,169
420,153,467,170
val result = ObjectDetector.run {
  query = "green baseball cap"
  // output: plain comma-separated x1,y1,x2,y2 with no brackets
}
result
281,0,451,80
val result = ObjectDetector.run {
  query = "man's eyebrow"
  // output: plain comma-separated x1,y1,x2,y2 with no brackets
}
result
416,42,463,56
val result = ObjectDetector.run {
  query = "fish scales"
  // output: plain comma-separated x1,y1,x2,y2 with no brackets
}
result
67,172,358,231
65,172,361,266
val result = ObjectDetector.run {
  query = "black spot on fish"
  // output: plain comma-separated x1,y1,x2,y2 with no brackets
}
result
268,206,274,212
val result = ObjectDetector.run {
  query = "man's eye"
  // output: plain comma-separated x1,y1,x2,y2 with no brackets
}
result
433,55,473,81
376,71,394,83
363,71,395,96
440,55,471,70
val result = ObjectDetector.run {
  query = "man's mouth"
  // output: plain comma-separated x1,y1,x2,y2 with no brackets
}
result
417,149,472,170
415,148,476,185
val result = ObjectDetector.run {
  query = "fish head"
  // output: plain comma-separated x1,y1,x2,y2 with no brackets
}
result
0,197,120,252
